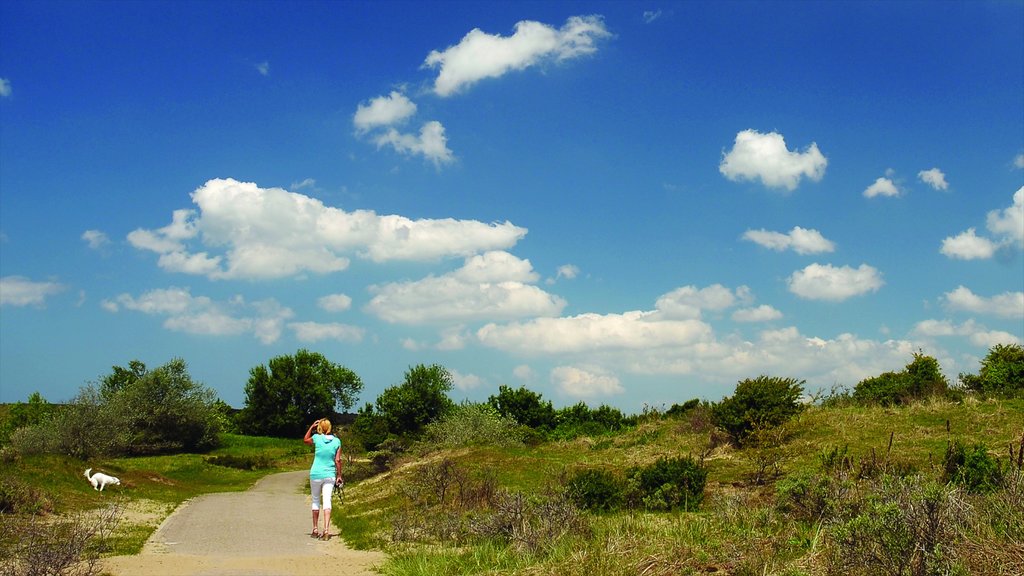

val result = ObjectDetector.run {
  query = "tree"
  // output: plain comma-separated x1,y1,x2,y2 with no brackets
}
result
372,364,454,437
239,349,363,437
853,351,949,406
100,359,147,400
487,385,556,430
712,375,805,446
960,343,1024,398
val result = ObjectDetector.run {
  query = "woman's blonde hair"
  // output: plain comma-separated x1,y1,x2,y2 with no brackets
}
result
317,419,332,435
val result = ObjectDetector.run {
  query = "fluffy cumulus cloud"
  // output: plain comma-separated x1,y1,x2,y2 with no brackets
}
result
913,318,1021,347
81,230,110,250
353,91,417,133
424,15,611,97
372,121,454,166
918,168,949,191
288,321,364,343
128,179,526,280
655,284,751,319
102,287,293,344
719,130,827,191
742,226,835,254
732,304,783,323
942,286,1024,319
318,293,352,312
941,187,1024,259
0,276,65,307
787,263,884,302
863,176,901,198
551,365,623,398
365,251,566,324
477,284,931,393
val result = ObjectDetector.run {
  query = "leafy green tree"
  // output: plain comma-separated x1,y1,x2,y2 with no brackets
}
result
1,392,55,444
372,364,454,437
107,358,223,454
712,375,805,446
239,349,363,437
960,343,1024,398
487,385,556,430
99,359,147,400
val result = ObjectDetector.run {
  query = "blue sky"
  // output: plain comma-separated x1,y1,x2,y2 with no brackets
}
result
1,1,1022,413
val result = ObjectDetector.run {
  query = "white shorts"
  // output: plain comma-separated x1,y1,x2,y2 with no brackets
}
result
310,477,336,511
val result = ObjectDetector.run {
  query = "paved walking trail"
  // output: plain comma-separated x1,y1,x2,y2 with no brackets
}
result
101,470,385,576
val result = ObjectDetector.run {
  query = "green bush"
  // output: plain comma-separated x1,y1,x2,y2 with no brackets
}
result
943,440,1004,493
565,468,622,511
419,402,524,450
853,352,949,406
626,456,707,511
711,375,805,445
487,385,557,431
959,343,1024,398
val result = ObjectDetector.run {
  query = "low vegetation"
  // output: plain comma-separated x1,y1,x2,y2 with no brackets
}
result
0,345,1021,576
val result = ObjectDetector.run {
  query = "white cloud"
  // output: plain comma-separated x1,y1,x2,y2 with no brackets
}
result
643,10,663,23
941,187,1023,260
450,369,484,391
0,276,65,307
513,364,536,382
742,226,835,254
655,284,751,319
0,78,11,98
913,318,1021,347
787,263,884,301
985,186,1024,247
551,365,623,398
940,228,998,260
373,121,455,166
290,178,317,191
942,286,1024,319
289,321,364,343
128,179,526,279
353,91,417,133
256,61,270,76
103,287,294,344
863,177,900,198
556,264,580,280
719,129,827,191
318,293,352,312
918,168,949,191
81,230,110,250
1014,153,1024,169
423,15,611,97
436,325,471,350
366,251,565,324
732,304,783,323
478,310,712,354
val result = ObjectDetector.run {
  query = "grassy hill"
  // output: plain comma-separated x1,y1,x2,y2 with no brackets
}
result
2,397,1022,575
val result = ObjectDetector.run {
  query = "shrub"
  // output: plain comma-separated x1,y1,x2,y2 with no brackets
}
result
959,343,1024,398
419,402,524,450
487,385,557,431
565,468,622,512
853,352,949,406
0,501,123,576
626,456,707,511
943,440,1004,494
712,376,805,446
549,402,632,440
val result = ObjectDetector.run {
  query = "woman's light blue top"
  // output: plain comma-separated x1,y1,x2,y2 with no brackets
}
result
310,434,341,480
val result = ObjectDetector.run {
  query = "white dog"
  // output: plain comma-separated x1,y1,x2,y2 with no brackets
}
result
84,468,120,491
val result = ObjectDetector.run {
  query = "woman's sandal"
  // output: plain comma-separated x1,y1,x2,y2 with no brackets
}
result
311,529,320,538
320,531,330,541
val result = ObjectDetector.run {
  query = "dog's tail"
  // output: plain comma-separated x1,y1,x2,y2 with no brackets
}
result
85,468,92,479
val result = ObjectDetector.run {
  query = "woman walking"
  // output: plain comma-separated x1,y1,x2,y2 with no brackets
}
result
304,418,342,540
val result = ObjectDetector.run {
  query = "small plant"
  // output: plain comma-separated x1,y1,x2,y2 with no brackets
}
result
565,468,622,511
712,375,805,446
626,456,707,511
943,440,1004,493
0,500,123,576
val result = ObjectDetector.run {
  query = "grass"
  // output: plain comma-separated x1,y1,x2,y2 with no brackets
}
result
335,396,1024,575
2,397,1022,574
1,433,311,556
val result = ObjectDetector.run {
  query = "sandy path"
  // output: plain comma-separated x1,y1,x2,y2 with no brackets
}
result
101,470,385,576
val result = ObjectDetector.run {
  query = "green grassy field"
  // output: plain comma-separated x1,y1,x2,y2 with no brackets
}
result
2,397,1022,574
